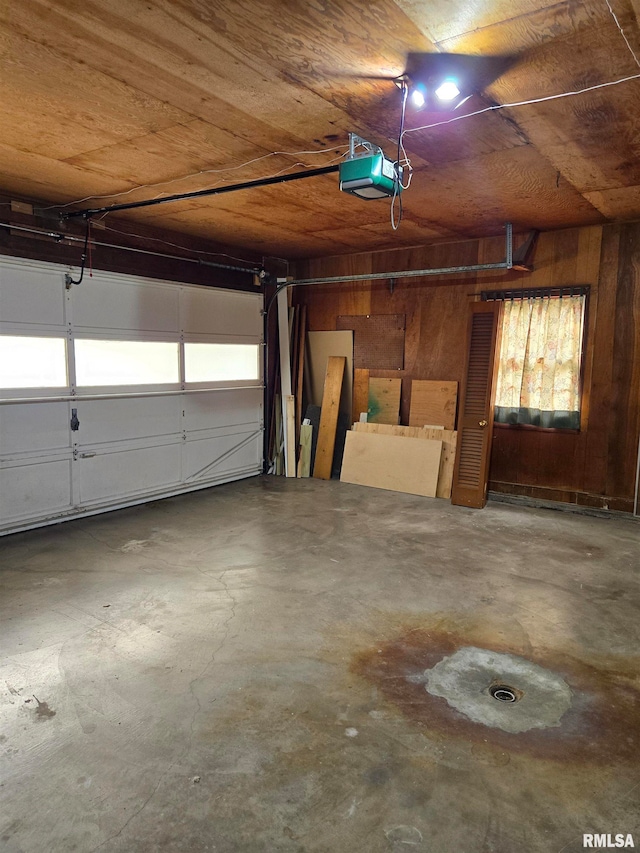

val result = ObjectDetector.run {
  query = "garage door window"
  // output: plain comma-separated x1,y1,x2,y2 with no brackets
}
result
0,335,68,389
75,339,179,386
184,343,260,383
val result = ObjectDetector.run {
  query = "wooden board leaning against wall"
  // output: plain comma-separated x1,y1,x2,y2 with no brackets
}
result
289,271,462,498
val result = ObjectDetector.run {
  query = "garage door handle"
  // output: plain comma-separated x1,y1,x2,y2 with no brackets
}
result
79,452,96,458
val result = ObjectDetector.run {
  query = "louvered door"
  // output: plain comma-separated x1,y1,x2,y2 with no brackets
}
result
451,301,502,508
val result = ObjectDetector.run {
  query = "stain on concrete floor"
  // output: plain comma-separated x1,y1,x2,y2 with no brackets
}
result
351,616,640,764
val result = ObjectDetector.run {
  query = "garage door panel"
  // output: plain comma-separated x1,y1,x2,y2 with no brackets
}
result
0,402,71,455
1,256,263,534
184,431,262,483
73,275,180,333
76,443,182,504
0,260,66,327
182,288,261,337
75,396,182,445
0,459,72,524
183,389,262,432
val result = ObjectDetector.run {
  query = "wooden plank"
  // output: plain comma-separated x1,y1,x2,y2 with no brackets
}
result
340,431,442,498
313,356,346,480
273,393,283,476
368,377,401,425
290,305,299,397
284,394,296,478
409,380,458,430
278,288,292,398
436,431,457,500
307,330,353,415
352,368,370,423
277,289,295,477
297,422,312,478
295,304,307,449
353,423,457,499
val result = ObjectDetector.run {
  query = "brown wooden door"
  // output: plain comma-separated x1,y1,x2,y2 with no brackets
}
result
451,301,502,508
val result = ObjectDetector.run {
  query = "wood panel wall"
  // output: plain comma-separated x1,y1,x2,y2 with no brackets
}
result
294,223,640,513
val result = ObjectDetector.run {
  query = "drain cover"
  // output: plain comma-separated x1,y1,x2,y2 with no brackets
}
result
490,684,519,703
421,646,572,733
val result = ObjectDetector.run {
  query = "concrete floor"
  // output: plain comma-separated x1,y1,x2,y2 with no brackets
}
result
1,476,639,853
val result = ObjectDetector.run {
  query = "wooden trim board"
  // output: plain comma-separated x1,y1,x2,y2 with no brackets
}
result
352,422,457,499
340,430,442,498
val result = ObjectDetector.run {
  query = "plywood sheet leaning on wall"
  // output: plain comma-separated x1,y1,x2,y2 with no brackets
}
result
368,377,401,424
313,356,346,480
307,331,353,416
409,380,458,430
352,422,457,499
340,431,442,498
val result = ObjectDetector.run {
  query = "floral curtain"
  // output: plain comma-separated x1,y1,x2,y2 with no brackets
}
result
494,294,585,429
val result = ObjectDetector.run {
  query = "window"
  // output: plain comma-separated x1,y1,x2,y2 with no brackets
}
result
0,335,68,389
492,291,586,430
184,343,260,383
75,339,179,386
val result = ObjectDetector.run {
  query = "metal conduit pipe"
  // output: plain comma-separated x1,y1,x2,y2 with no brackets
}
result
266,224,515,312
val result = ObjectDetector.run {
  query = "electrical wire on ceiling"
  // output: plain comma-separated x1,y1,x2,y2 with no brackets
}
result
79,153,348,264
37,144,350,213
400,0,640,142
401,71,640,140
99,222,261,267
391,78,414,231
604,0,640,69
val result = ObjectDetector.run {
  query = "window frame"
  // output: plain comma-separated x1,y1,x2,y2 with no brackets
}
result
483,286,590,434
0,332,71,399
73,337,182,390
183,341,261,386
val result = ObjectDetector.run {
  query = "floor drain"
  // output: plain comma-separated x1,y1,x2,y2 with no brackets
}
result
489,684,520,703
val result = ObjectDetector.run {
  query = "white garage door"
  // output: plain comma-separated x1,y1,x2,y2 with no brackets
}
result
0,256,263,535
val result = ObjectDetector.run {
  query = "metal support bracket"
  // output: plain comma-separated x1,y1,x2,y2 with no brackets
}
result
511,229,539,271
348,133,382,160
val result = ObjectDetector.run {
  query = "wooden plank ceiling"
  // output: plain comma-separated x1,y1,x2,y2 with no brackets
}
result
1,0,640,259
